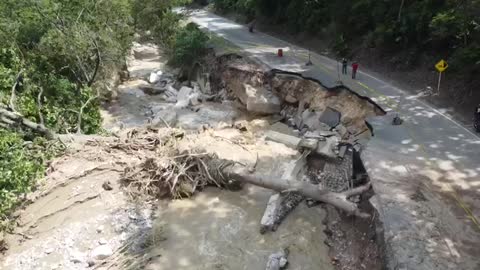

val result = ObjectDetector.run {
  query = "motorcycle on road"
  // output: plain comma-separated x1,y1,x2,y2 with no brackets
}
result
474,106,480,132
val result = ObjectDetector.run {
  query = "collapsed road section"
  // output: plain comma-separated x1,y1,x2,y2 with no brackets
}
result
1,45,387,270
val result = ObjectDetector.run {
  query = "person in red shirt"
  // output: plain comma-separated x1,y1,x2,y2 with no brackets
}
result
352,62,359,79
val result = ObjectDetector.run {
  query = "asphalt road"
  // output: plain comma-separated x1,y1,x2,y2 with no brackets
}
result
186,9,480,269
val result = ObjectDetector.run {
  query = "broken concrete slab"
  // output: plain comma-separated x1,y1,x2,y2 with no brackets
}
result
244,84,282,115
318,107,341,128
303,131,329,140
315,136,339,159
265,130,301,149
149,71,161,84
175,86,194,108
259,152,308,234
334,124,349,138
269,122,297,136
266,130,344,159
301,110,333,131
260,193,282,234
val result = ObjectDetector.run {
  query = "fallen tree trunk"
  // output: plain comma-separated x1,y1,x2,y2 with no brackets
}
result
221,162,371,218
0,107,55,139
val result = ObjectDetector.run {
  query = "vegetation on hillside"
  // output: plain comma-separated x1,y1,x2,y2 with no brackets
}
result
0,0,137,229
0,0,204,229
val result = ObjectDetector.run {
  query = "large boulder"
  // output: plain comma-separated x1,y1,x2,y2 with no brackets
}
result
175,86,194,108
90,245,113,260
148,71,160,84
243,84,281,115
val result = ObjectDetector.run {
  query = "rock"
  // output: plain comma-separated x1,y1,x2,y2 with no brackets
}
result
301,108,341,131
298,138,318,149
45,248,54,254
316,136,339,159
148,72,160,84
234,120,248,131
265,130,301,149
249,119,270,130
175,86,193,108
189,91,201,106
70,250,86,264
303,131,327,140
102,181,113,191
87,260,95,267
269,122,296,136
285,94,297,103
139,84,166,95
301,110,321,130
98,238,108,245
151,109,177,128
243,84,281,115
96,225,104,233
260,193,282,234
91,245,113,260
318,107,341,127
335,124,349,138
266,249,289,270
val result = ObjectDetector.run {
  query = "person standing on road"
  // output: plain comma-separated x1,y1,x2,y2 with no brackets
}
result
352,61,359,79
248,19,256,33
341,58,348,74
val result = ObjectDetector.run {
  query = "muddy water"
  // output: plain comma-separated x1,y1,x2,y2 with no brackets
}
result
146,186,333,270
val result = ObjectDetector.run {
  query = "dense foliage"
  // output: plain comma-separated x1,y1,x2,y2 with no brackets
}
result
0,0,138,229
170,23,210,68
132,0,193,48
0,0,134,134
0,0,205,229
214,0,480,78
0,130,63,230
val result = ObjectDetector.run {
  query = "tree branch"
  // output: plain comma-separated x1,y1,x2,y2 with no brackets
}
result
76,54,91,84
87,39,101,87
9,70,24,112
76,91,99,134
37,87,45,126
0,107,55,139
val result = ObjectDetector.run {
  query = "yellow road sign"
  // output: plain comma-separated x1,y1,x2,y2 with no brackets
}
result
435,59,448,72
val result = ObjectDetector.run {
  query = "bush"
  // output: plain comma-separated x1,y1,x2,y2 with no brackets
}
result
0,129,63,229
132,0,192,48
170,23,210,68
451,44,480,77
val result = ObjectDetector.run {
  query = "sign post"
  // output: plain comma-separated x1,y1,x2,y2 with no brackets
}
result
435,59,448,95
306,50,313,66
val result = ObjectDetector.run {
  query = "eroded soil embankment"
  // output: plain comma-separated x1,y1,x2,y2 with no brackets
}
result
209,53,385,137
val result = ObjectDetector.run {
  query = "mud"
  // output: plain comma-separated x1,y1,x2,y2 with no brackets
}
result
144,187,334,270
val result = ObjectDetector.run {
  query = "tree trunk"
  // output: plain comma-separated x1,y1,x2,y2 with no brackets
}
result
0,107,55,139
223,163,371,218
